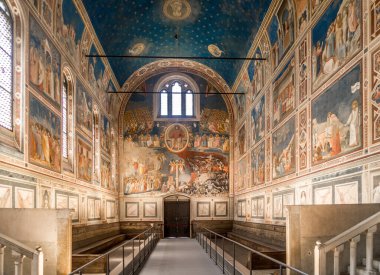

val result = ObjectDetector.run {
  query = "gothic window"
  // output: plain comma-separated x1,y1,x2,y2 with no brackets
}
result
0,0,13,131
159,79,195,118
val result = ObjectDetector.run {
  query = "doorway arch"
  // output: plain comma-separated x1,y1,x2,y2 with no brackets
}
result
163,195,190,238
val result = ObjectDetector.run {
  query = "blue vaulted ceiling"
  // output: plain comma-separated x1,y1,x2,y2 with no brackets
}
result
82,0,272,87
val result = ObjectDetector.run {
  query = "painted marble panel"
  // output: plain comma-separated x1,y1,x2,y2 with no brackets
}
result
272,117,295,179
77,136,92,182
56,193,68,208
314,185,333,204
267,0,295,68
101,158,111,189
312,64,362,165
251,95,265,146
125,202,139,218
15,187,34,208
101,115,111,154
29,16,61,106
251,142,265,186
69,195,79,220
0,184,12,208
76,81,93,134
106,200,115,218
197,202,210,217
29,95,61,172
214,201,228,217
373,175,380,203
273,58,295,127
56,0,85,66
237,200,246,217
143,202,157,218
312,0,361,90
334,181,358,204
248,48,264,101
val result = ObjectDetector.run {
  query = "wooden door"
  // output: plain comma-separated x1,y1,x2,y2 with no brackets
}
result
164,200,190,238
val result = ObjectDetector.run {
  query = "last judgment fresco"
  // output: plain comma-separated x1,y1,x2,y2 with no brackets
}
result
122,75,230,197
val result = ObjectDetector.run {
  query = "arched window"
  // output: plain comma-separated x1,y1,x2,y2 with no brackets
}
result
153,73,200,121
157,77,197,118
0,0,13,131
62,76,68,158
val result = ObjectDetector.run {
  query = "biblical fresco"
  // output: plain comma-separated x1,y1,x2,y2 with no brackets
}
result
101,158,111,189
312,64,362,165
273,58,295,127
267,0,295,68
101,115,111,154
122,83,229,197
371,0,380,40
235,73,249,120
251,95,265,146
29,16,61,106
77,136,92,182
295,0,308,33
56,0,85,66
248,48,264,101
251,142,265,186
238,122,246,157
88,44,106,95
76,81,93,134
41,0,54,28
272,117,295,179
312,0,361,90
29,95,61,172
311,0,326,14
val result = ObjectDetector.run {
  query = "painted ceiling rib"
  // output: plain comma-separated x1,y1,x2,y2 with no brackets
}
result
86,55,267,61
107,91,245,95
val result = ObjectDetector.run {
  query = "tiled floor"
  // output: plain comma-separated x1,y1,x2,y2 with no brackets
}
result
139,238,223,275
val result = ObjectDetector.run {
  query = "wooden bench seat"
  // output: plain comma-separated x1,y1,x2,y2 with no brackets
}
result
73,234,128,255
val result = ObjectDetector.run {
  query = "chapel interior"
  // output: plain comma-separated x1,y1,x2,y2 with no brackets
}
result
0,0,379,274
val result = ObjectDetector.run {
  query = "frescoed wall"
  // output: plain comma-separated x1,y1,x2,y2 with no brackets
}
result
233,0,380,227
121,73,230,201
0,0,119,227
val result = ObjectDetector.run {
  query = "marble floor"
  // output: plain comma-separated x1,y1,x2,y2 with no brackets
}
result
139,238,223,275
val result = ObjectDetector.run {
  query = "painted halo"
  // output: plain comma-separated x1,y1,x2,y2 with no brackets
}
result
164,123,189,153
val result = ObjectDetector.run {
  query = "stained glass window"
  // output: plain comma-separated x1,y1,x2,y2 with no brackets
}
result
0,0,13,130
62,77,68,158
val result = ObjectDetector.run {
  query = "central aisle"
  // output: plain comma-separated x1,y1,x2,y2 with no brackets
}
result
139,238,223,275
